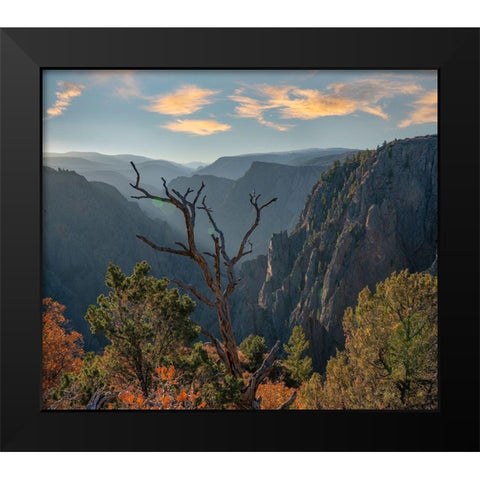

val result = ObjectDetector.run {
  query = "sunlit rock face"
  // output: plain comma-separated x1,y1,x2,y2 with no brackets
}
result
233,136,437,371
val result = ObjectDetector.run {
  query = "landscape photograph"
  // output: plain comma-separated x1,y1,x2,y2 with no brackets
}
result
42,69,438,410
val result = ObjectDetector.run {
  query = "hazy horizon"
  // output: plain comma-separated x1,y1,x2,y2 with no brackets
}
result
43,70,437,165
43,144,367,166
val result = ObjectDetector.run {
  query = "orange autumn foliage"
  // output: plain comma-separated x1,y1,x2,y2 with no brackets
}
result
114,365,207,410
257,379,296,410
156,365,176,381
176,391,188,402
42,298,84,406
201,343,223,365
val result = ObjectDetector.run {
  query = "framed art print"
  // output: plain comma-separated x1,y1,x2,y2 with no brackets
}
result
1,28,479,451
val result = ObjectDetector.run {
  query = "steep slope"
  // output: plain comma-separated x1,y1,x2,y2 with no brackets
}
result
215,162,327,255
231,136,438,371
168,161,331,259
76,170,168,221
44,153,194,223
42,168,212,350
196,148,356,180
44,152,193,182
75,170,159,197
41,158,336,352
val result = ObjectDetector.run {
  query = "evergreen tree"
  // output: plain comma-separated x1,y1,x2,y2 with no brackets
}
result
298,372,323,409
240,334,268,372
86,261,198,397
283,326,313,387
128,161,279,409
321,270,438,409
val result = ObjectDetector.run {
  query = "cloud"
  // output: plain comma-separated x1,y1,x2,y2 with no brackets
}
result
146,85,220,116
162,119,231,135
229,77,425,129
229,86,295,131
46,81,86,119
359,105,389,120
112,72,143,99
327,78,423,103
278,88,360,119
398,91,437,128
85,70,144,100
257,118,293,131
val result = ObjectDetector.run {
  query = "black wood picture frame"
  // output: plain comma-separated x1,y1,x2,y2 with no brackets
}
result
1,28,478,452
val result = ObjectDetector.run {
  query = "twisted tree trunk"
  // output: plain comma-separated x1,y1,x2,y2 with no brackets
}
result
239,340,280,409
129,162,279,409
216,299,243,377
87,391,117,410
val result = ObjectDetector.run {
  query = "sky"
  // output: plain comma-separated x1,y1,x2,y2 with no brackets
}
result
43,70,437,165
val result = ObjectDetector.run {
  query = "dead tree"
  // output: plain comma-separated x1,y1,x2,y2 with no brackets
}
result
129,161,284,409
86,391,117,410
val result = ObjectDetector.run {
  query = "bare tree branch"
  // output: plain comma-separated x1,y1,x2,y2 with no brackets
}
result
171,182,205,228
183,187,194,199
137,235,191,257
278,390,297,410
130,164,214,293
199,195,237,298
130,162,279,407
171,188,186,204
189,320,227,365
159,177,175,203
240,340,281,409
192,182,205,207
199,196,231,264
232,193,277,264
129,162,172,203
174,241,190,253
213,236,221,288
87,391,117,410
173,279,216,309
250,340,280,386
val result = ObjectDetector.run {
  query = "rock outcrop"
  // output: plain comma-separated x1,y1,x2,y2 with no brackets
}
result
169,161,330,258
232,136,438,371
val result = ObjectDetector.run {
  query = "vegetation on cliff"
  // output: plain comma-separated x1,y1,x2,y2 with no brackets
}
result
42,137,438,410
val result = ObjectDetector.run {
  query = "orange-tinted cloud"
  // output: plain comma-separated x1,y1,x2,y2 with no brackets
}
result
360,105,389,120
398,91,437,128
46,81,86,119
229,78,426,129
278,88,359,119
229,86,295,131
162,119,231,135
229,88,267,118
146,85,220,116
258,118,293,131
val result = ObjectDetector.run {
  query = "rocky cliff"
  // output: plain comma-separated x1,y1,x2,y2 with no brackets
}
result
42,168,213,350
231,136,438,371
169,161,329,258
